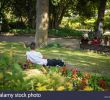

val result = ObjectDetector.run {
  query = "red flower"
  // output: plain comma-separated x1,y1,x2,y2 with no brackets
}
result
72,68,78,75
22,63,29,69
98,80,106,88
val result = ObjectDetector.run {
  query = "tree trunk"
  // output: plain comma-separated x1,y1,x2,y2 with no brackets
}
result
26,0,33,28
35,0,49,48
49,0,72,29
27,9,33,28
49,1,59,29
95,0,107,38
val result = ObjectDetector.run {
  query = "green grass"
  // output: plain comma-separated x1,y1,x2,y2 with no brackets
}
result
0,42,110,78
40,47,110,77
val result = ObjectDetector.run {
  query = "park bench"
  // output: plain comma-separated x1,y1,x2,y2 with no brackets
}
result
80,32,110,54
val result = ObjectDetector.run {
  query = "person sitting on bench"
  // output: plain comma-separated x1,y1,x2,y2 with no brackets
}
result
26,42,65,67
91,37,101,46
81,36,89,45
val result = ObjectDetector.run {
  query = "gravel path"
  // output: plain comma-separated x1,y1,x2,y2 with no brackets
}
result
0,36,35,43
0,36,80,49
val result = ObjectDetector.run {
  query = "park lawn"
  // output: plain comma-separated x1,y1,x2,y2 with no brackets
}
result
0,42,110,78
40,48,110,77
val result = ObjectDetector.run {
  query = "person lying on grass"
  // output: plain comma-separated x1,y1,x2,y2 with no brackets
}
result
26,42,65,67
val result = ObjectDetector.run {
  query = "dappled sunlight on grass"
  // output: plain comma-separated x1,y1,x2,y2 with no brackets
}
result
80,60,96,66
63,51,74,55
24,69,43,80
40,47,110,77
0,42,110,77
51,50,60,53
0,42,26,62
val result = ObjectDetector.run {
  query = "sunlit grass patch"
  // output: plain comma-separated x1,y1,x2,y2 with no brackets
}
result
0,42,110,77
40,47,110,77
0,42,110,91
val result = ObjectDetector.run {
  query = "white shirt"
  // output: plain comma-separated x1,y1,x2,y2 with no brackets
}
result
26,50,47,65
98,22,103,33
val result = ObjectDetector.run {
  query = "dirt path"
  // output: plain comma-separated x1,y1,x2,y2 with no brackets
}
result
0,36,35,42
0,36,80,49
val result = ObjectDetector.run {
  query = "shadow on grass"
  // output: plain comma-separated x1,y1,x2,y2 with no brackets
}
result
0,42,110,77
40,47,110,77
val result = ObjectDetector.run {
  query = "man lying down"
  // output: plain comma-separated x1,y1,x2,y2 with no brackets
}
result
26,42,65,67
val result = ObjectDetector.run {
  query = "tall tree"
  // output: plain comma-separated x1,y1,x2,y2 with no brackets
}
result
76,0,96,18
49,0,77,29
10,0,36,28
35,0,49,47
95,0,107,38
76,0,108,38
0,0,11,31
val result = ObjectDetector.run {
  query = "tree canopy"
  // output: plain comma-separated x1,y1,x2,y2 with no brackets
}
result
0,0,109,33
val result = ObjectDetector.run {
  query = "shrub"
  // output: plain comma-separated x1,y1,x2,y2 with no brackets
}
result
9,28,35,35
48,27,84,38
8,21,26,29
45,42,62,48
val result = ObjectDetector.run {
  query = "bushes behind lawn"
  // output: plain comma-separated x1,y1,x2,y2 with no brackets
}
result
6,27,84,38
9,28,35,35
48,27,84,38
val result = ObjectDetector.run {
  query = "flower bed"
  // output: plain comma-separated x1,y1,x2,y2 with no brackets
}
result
0,54,108,91
0,61,108,91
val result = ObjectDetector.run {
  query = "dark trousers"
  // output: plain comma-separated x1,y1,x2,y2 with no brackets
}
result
46,59,64,67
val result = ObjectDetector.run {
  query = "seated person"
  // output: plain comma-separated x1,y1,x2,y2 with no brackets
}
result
104,36,109,46
26,42,65,67
80,37,89,45
91,37,101,45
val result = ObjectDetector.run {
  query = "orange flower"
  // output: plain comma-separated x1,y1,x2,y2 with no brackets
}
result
81,78,88,86
83,72,91,79
61,66,67,73
72,75,78,80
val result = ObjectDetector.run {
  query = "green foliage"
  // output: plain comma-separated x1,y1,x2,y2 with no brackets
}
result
61,17,96,30
76,0,97,18
51,0,61,6
9,28,35,35
66,70,72,77
49,27,84,37
8,21,26,29
0,54,26,90
1,0,36,30
1,0,109,31
45,42,62,48
1,61,36,90
48,67,60,74
104,12,110,30
6,64,24,90
88,74,102,91
33,72,67,91
0,54,10,70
